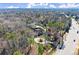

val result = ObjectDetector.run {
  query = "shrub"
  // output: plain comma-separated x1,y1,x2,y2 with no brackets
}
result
38,44,44,55
4,32,16,40
13,50,23,55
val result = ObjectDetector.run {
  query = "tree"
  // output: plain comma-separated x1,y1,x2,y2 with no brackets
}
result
47,21,65,31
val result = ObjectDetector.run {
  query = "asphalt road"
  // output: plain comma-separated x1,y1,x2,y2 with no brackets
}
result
54,18,79,55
